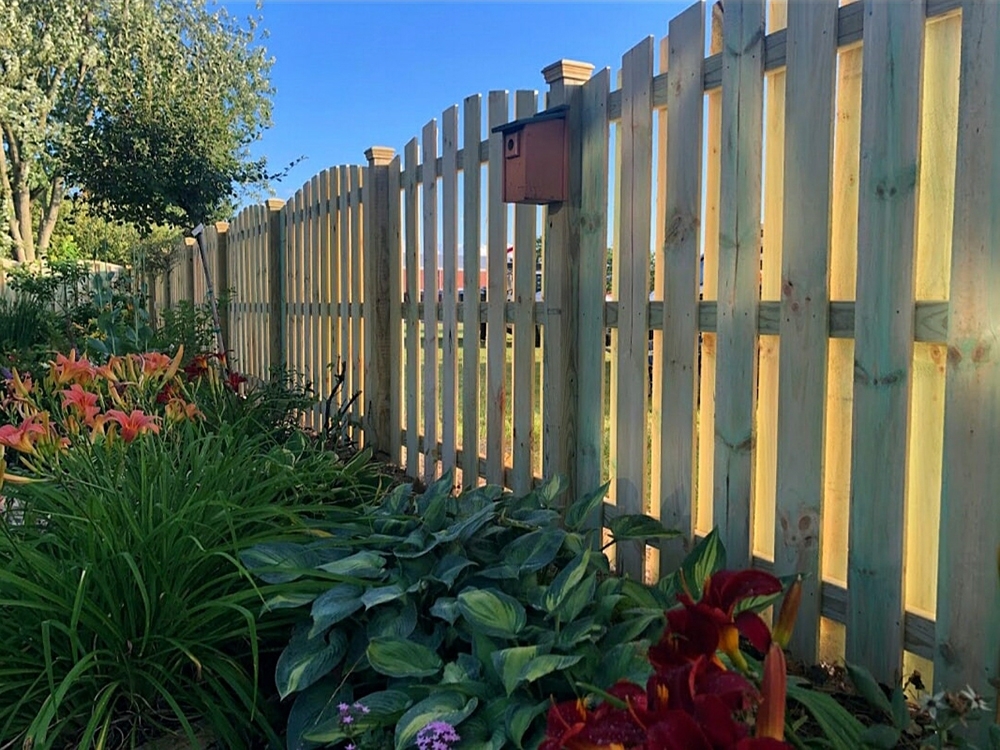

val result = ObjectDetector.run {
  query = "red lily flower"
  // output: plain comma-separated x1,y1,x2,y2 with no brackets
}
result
61,384,101,425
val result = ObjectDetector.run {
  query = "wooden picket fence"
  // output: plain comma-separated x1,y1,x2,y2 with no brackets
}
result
151,0,1000,712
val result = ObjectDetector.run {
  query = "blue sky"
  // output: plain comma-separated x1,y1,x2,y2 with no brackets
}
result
224,1,692,203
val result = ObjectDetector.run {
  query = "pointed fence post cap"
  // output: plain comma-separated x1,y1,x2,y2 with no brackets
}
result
542,60,595,85
365,146,395,166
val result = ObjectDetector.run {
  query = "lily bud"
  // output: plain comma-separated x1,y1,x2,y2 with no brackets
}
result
772,576,802,649
756,642,787,740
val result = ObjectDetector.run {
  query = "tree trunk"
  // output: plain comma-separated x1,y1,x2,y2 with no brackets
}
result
15,181,36,263
0,123,35,262
36,175,65,257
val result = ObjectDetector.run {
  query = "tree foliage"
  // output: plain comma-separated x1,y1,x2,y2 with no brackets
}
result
0,0,277,262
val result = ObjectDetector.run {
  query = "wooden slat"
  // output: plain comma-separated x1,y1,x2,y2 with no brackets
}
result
578,67,610,536
318,170,332,423
935,0,1000,713
313,173,326,428
387,157,403,466
511,90,538,496
304,177,316,429
713,0,765,568
329,168,342,409
339,169,352,437
441,106,460,477
422,120,439,481
772,0,837,664
615,37,654,580
461,95,483,488
485,91,508,486
403,140,421,478
608,68,623,570
846,0,924,682
659,2,705,573
351,167,364,443
288,191,301,384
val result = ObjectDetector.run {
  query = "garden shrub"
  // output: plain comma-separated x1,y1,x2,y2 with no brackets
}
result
242,472,685,750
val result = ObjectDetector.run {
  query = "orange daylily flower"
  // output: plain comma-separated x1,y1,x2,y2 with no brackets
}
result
61,384,101,425
51,350,96,386
0,416,49,454
105,409,161,442
165,398,203,423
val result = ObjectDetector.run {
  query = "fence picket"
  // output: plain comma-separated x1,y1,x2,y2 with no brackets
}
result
403,139,421,478
486,91,508,486
441,106,460,477
421,120,439,481
461,95,483,489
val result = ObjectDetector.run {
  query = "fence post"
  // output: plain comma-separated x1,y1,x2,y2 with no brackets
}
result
542,59,594,507
214,221,231,357
184,237,197,303
363,146,398,461
266,198,286,373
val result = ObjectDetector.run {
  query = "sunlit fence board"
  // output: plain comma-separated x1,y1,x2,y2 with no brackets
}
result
485,91,508,487
441,105,460,477
461,95,483,489
422,119,440,480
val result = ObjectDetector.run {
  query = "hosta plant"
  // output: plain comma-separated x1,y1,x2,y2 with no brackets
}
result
242,471,684,750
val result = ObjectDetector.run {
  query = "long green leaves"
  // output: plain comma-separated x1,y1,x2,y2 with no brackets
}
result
0,423,375,748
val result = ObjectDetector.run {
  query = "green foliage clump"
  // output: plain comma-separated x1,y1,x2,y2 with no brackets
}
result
0,415,382,750
243,473,684,750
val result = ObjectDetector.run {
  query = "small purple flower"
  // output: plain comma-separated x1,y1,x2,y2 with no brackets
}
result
345,745,356,750
337,702,350,713
416,721,460,750
342,714,354,725
353,701,370,714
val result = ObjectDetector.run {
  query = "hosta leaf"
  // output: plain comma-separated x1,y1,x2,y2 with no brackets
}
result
492,646,542,696
361,583,405,609
303,688,413,739
787,680,865,746
552,570,596,622
260,590,319,613
430,553,477,587
457,588,527,638
285,677,351,750
430,597,460,624
435,504,497,544
598,643,653,687
607,513,681,542
517,653,583,685
239,542,320,584
502,529,566,575
317,550,387,579
367,637,442,678
506,700,549,749
679,528,726,601
276,626,347,700
543,548,591,614
394,692,478,750
564,481,610,532
366,599,418,640
309,583,363,637
556,617,602,650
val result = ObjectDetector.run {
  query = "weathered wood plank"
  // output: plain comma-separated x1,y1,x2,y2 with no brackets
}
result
461,95,483,488
659,2,705,573
511,91,538,496
403,140,421,478
422,120,439,481
441,107,459,477
935,0,1000,719
847,0,924,683
773,0,838,665
486,91,508,486
577,67,610,534
714,0,765,568
615,37,654,580
318,170,333,430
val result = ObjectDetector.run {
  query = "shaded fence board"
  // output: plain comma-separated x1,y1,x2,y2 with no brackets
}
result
773,0,837,665
486,91,508,486
422,120,439,480
846,0,923,683
461,95,483,488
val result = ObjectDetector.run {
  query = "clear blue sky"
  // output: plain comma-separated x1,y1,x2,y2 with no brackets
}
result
224,1,692,205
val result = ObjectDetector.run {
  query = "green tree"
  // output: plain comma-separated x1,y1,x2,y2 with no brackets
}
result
0,0,278,262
